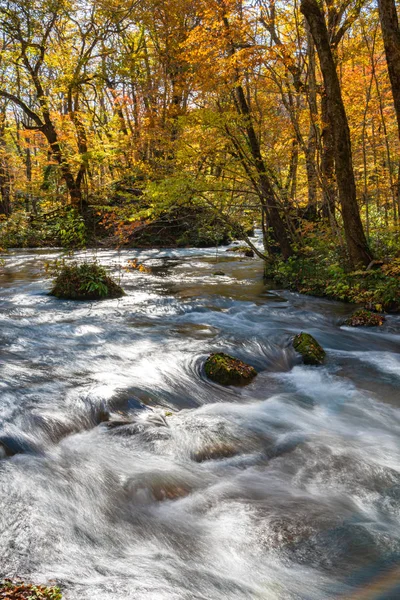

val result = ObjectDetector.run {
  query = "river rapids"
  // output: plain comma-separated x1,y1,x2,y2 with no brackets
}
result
0,243,400,599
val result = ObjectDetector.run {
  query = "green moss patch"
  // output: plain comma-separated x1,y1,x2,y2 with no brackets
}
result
344,309,386,327
293,333,326,366
204,352,257,386
0,580,62,600
50,261,125,300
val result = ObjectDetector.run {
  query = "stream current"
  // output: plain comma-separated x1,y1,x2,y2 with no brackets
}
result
0,243,400,599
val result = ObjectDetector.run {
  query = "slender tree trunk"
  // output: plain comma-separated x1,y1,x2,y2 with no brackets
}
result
220,12,293,259
301,0,372,268
234,86,294,259
305,25,318,219
284,139,299,203
0,113,11,216
378,0,400,138
41,118,86,213
320,93,336,219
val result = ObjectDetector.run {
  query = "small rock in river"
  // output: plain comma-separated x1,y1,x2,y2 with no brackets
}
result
204,352,257,386
293,333,326,366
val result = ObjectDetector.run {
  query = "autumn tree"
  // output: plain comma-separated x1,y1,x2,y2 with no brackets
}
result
378,0,400,141
301,0,373,267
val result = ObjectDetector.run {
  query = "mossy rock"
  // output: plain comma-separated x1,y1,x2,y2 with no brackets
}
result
204,352,257,386
229,245,254,257
293,333,326,366
0,580,62,599
50,261,125,300
344,309,386,327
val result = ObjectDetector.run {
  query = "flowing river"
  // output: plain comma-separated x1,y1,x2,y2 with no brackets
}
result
0,242,400,600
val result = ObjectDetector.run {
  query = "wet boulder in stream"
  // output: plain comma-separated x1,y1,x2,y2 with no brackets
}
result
229,245,255,257
0,435,38,458
293,333,326,366
204,353,257,386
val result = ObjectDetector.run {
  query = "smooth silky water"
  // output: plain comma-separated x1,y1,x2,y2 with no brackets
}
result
0,242,400,599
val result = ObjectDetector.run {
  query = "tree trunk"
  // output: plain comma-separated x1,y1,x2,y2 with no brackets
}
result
378,0,400,139
0,114,11,216
320,93,336,219
41,120,85,212
305,25,318,219
0,163,11,216
234,86,294,259
300,0,372,268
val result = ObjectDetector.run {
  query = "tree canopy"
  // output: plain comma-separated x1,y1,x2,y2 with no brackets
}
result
0,0,399,270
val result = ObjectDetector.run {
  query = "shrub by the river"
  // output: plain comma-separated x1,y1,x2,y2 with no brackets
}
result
270,255,400,313
344,309,386,327
0,579,61,600
0,208,86,249
204,353,257,386
264,222,400,313
50,261,125,300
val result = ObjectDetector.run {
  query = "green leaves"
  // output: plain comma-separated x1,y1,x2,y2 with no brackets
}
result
50,261,125,300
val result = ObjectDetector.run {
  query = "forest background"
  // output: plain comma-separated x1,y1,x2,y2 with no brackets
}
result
0,0,399,311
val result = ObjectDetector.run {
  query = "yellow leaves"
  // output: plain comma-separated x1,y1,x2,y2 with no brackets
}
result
126,259,151,273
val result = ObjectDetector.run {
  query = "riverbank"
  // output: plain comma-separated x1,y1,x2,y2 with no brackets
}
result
267,255,400,313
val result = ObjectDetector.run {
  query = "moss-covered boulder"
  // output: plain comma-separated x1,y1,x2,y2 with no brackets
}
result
50,261,125,300
204,353,257,386
0,580,62,599
293,333,326,366
344,309,386,327
229,245,255,257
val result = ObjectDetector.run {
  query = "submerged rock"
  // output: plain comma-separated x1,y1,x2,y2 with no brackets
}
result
204,352,257,386
0,436,37,458
104,409,169,436
293,333,326,366
213,270,226,276
125,473,193,502
50,261,125,300
193,442,238,462
344,309,386,327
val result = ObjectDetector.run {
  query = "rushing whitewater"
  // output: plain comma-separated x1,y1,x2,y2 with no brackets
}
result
0,244,400,599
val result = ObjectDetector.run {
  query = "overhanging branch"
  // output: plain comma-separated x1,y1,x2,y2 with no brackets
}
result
0,90,44,127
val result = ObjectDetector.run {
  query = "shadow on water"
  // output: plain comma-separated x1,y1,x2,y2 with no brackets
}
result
0,245,400,599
